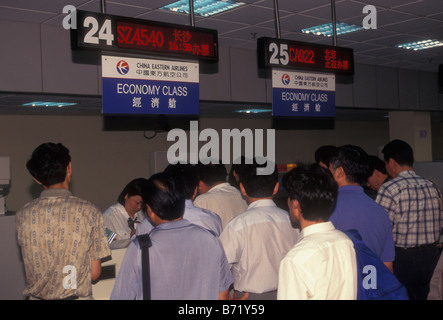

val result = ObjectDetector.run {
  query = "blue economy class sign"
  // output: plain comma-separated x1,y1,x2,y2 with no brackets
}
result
101,56,199,115
272,69,335,117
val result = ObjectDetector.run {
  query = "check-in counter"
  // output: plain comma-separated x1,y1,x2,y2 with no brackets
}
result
0,214,27,299
92,243,129,300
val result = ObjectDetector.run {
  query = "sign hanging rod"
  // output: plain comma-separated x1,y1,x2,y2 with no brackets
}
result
273,0,281,39
331,0,337,46
189,0,195,27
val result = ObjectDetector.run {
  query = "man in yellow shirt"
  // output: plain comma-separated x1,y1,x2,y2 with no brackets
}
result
16,142,111,300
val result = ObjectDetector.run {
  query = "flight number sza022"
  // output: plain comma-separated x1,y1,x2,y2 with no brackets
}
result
222,304,264,315
268,42,315,66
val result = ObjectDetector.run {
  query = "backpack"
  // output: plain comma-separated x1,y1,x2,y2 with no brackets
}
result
344,229,409,300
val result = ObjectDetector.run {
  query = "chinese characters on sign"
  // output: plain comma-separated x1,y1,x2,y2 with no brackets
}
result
102,56,199,115
272,69,335,117
324,49,349,72
116,21,216,58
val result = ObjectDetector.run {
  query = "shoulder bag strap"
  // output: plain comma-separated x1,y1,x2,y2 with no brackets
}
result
137,233,152,300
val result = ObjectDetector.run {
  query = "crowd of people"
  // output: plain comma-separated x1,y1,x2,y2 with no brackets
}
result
14,140,443,300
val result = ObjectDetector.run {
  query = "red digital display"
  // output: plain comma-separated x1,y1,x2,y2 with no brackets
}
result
257,37,354,74
116,21,216,59
71,10,218,62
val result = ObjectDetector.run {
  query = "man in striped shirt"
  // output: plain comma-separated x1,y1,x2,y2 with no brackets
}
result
376,139,443,300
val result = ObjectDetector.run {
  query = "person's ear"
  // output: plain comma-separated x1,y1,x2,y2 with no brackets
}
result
239,183,247,197
146,205,159,226
272,182,279,196
287,198,301,223
191,186,198,200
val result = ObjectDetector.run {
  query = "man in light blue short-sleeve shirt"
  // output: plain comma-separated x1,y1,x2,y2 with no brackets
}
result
111,172,233,300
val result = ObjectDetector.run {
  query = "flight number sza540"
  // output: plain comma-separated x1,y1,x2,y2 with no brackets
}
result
117,25,164,47
222,304,264,315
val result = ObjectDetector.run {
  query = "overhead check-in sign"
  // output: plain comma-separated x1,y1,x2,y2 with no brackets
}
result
102,55,199,115
272,69,335,117
257,37,354,75
71,10,218,62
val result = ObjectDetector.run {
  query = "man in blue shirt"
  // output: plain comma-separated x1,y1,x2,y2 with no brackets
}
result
328,145,395,272
111,172,233,300
137,164,222,236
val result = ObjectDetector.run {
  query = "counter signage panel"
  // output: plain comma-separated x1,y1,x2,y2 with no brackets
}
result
101,55,199,115
72,10,218,62
257,37,354,74
272,69,335,117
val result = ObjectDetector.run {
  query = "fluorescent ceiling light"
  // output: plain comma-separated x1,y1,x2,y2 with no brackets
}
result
22,102,78,107
161,0,245,17
302,22,363,37
395,39,443,51
235,109,271,114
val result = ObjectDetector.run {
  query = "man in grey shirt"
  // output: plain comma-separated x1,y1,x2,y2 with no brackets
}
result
110,172,233,300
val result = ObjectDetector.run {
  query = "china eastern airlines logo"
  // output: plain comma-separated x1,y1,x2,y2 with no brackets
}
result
281,73,290,85
116,60,129,75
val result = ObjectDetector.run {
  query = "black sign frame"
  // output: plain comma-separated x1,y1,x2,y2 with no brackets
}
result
257,37,354,75
71,10,219,62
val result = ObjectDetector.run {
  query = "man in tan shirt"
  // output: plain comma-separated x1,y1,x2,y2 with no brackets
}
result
194,162,247,229
16,142,111,300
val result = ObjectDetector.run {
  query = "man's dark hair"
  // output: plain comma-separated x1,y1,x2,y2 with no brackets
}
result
367,155,387,175
236,158,279,198
164,163,199,199
196,162,227,186
330,145,369,186
26,142,71,187
283,163,338,222
117,178,149,206
314,145,338,167
141,172,185,221
381,139,414,167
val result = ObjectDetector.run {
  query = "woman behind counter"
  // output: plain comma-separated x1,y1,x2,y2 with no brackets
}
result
103,178,148,243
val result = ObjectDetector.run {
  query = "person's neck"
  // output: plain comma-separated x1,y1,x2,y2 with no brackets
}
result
300,218,325,230
393,165,413,178
154,216,183,226
44,182,69,190
337,181,360,188
245,195,272,205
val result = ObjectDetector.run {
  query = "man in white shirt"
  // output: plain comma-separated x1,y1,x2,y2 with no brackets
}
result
278,163,357,300
194,162,247,229
220,159,300,299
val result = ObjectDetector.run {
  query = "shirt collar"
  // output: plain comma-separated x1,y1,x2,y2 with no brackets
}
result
338,185,363,192
300,221,335,238
398,170,415,177
208,182,231,191
40,188,72,198
247,198,276,210
154,219,192,231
